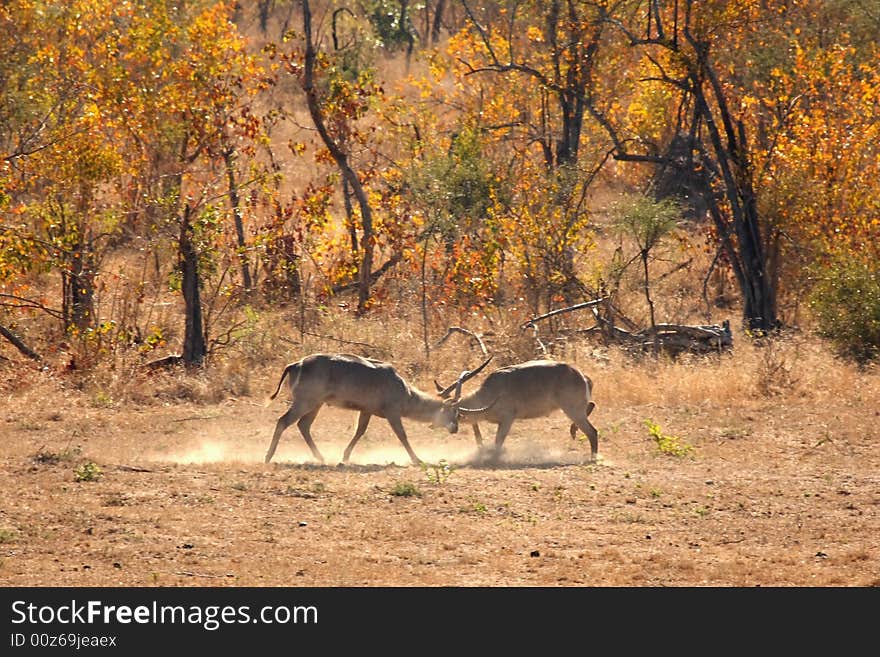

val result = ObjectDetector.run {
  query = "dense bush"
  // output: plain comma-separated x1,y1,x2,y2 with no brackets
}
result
809,256,880,365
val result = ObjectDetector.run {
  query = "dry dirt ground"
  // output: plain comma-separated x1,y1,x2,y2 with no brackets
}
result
1,368,878,588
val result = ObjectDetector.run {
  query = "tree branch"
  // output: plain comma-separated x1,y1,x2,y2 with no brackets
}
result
0,324,41,361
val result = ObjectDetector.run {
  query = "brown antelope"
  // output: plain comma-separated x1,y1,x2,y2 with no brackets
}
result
264,353,492,465
436,359,599,463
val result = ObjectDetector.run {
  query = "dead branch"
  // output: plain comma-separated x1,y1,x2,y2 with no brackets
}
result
115,465,154,473
142,355,185,371
433,326,488,355
0,293,64,320
0,324,41,361
522,298,605,328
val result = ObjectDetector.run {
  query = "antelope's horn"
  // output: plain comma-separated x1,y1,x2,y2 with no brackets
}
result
436,355,493,399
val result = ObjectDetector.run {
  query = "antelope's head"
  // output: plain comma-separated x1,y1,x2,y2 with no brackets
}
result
431,356,494,433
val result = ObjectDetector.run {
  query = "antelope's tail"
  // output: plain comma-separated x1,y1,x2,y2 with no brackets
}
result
265,362,301,406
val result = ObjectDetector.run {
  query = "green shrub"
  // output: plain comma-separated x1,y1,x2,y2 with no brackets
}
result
644,419,693,457
421,459,454,485
74,462,103,482
389,481,421,498
809,256,880,365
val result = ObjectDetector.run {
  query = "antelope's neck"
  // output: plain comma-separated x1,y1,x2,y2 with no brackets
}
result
404,388,444,421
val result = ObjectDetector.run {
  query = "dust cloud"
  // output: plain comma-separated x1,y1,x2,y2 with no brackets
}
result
149,439,265,464
148,436,595,468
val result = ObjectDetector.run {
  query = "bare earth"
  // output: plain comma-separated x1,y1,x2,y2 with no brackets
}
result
1,374,878,588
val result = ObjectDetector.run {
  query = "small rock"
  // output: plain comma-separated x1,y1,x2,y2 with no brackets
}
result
298,521,308,527
530,550,540,558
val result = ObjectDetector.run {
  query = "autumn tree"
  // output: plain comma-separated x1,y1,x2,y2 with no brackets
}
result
281,0,388,314
0,1,125,349
456,0,616,169
575,1,784,332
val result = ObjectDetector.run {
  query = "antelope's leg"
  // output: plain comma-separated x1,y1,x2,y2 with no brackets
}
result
472,423,484,447
342,411,372,464
387,415,422,466
492,418,514,453
563,404,599,463
266,400,312,463
296,405,325,463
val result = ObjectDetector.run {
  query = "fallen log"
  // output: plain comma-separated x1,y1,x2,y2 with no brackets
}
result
521,298,733,357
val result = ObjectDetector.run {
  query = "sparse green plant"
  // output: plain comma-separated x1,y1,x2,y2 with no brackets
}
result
599,422,622,440
74,462,103,482
0,528,16,543
649,488,662,498
421,459,455,485
611,193,681,342
389,481,421,498
644,419,693,457
460,500,487,514
33,444,82,465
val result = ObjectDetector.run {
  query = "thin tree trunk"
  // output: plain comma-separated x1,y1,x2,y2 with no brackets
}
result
224,146,252,292
421,235,430,359
179,203,206,365
431,0,445,45
342,177,358,257
62,237,95,332
302,0,374,315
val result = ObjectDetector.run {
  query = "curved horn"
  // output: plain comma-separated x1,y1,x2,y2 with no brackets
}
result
436,355,493,400
458,397,498,415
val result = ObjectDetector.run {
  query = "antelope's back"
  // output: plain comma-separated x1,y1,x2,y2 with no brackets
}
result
480,360,590,415
297,353,407,408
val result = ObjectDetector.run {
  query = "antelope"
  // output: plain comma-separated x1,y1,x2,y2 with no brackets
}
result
436,359,599,463
264,353,492,465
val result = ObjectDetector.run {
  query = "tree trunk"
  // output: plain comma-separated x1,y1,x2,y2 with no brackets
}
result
179,203,206,365
62,236,95,332
431,0,445,45
596,1,779,332
342,177,358,257
687,44,777,331
224,146,252,292
302,0,375,315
